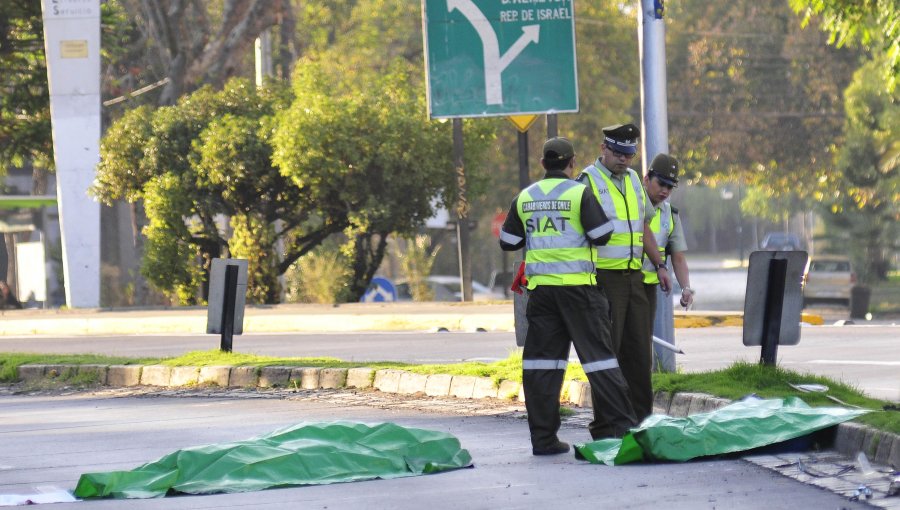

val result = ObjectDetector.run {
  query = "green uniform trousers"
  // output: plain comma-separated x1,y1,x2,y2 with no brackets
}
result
590,269,654,438
524,285,637,448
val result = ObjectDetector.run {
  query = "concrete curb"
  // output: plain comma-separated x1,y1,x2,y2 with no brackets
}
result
14,363,895,468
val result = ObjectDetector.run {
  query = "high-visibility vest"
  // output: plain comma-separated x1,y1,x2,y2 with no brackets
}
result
516,178,596,288
642,202,674,284
581,164,646,270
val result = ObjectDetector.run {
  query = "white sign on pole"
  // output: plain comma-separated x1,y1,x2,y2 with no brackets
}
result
15,242,47,303
41,0,102,308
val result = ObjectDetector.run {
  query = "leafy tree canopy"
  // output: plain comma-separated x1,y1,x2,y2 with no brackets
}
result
273,58,495,301
814,57,899,282
789,0,900,92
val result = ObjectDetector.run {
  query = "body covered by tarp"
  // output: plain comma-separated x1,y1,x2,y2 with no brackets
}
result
576,397,869,466
74,421,473,499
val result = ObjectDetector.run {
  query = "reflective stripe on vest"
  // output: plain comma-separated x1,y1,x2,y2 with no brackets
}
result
642,202,674,284
581,164,645,270
516,178,596,288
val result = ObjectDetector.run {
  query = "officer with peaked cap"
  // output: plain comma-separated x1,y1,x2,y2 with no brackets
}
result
577,124,672,436
500,137,637,455
642,154,694,369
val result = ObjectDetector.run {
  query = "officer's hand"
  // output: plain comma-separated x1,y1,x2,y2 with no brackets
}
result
680,287,695,309
658,267,671,293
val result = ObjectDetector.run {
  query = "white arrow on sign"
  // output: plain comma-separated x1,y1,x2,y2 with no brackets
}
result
447,0,540,105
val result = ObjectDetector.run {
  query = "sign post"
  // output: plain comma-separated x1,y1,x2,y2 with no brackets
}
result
742,251,808,366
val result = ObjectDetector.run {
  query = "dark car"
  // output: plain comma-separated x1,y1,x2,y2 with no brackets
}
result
760,232,803,251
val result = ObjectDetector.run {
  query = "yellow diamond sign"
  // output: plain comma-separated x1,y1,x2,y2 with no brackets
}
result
506,115,539,133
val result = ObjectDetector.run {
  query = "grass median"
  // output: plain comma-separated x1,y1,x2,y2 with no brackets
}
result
1,350,896,435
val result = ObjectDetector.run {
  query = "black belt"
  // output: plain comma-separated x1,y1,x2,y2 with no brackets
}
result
597,268,641,275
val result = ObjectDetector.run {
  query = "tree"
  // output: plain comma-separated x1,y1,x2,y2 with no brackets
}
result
814,58,899,283
114,0,296,105
664,0,861,224
272,59,495,301
789,0,900,92
0,0,52,173
93,79,310,303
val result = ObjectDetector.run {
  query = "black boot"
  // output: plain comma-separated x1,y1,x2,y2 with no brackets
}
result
532,440,570,456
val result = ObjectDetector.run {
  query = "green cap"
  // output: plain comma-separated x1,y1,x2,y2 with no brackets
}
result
648,153,679,185
542,137,575,161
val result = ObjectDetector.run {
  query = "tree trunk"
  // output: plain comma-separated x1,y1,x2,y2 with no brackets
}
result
343,231,389,302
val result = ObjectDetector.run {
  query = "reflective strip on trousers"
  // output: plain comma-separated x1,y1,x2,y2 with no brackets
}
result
523,359,568,370
581,358,620,373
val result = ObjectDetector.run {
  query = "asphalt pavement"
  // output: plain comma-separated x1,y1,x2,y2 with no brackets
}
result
2,302,899,508
0,387,882,510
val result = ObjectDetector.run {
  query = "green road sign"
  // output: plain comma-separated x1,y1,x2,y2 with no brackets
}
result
423,0,578,119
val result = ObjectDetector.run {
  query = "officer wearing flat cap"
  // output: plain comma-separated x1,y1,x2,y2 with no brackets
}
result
642,154,694,367
577,124,672,436
500,137,637,456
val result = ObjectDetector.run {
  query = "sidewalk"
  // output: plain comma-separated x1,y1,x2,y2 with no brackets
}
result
0,302,822,336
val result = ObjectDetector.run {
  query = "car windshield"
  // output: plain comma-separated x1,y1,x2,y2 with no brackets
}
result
810,260,850,272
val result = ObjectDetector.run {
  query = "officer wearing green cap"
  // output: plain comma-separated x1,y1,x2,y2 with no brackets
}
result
577,124,671,436
500,137,637,455
642,154,694,352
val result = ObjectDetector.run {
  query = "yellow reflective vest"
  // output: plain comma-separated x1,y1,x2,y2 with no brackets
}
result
516,178,596,288
580,164,646,270
642,202,674,284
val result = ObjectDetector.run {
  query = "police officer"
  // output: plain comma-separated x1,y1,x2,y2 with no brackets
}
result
642,153,694,319
578,124,671,436
500,137,637,455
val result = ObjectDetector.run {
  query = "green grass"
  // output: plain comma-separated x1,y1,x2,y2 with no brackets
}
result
0,353,161,382
1,351,897,434
653,362,898,434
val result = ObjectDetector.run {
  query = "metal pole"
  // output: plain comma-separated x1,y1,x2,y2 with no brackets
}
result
453,118,473,301
517,131,530,190
546,114,558,138
220,264,238,352
640,0,675,372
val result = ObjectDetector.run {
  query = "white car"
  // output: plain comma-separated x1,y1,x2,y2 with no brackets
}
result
396,275,506,302
803,255,855,306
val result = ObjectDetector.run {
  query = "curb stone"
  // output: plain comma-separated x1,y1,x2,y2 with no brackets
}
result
12,364,897,468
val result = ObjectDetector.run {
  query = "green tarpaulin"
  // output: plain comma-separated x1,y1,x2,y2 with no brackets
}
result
575,397,869,466
74,421,472,499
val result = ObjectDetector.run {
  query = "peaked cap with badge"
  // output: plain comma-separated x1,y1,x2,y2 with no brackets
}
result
602,123,641,155
648,153,679,186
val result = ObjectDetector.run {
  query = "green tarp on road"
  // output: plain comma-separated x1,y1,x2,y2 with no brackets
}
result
74,421,472,499
575,397,869,466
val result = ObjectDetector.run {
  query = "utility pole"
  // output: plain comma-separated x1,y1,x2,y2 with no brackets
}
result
639,0,676,372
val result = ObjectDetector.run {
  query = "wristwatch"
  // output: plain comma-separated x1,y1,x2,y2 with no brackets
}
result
656,263,667,271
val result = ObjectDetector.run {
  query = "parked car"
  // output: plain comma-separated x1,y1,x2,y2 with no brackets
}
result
802,255,855,306
760,232,803,251
395,275,506,302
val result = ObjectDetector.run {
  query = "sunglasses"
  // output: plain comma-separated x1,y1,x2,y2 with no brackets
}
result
606,146,635,159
